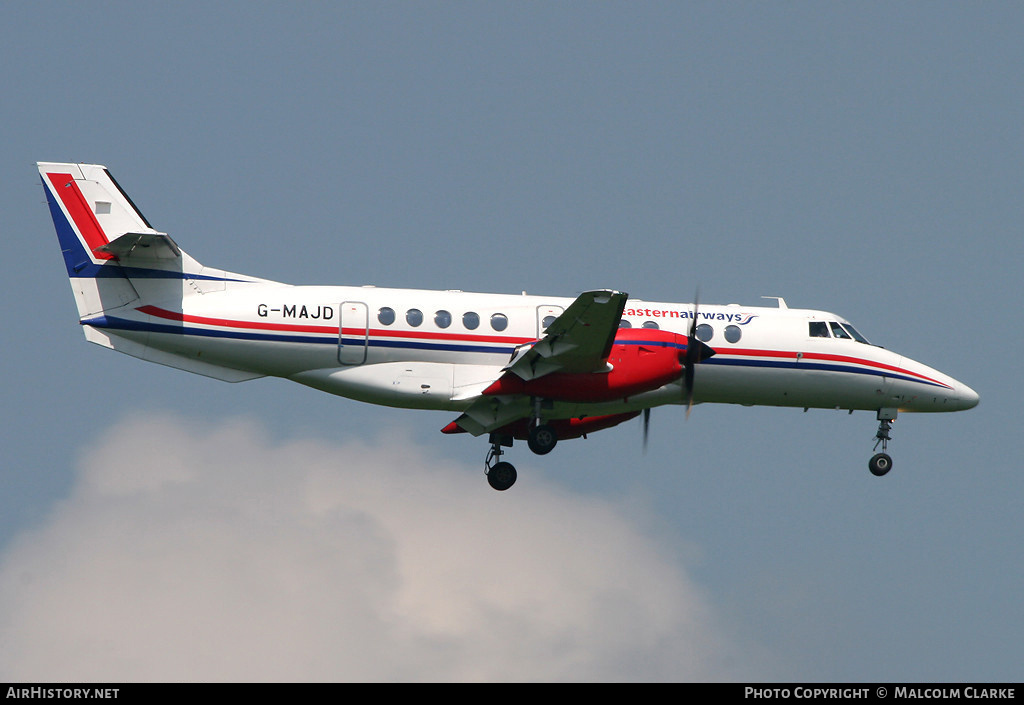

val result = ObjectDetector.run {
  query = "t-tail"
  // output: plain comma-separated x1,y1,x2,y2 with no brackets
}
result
38,162,273,381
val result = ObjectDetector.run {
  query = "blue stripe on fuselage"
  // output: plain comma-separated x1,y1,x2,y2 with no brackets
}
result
82,316,944,390
704,356,946,389
86,316,516,354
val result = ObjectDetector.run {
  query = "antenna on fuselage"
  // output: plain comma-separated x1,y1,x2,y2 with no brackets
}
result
761,296,788,309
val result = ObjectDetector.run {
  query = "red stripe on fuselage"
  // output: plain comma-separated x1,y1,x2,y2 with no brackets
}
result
46,173,115,260
720,346,951,389
136,306,947,386
365,327,534,345
137,305,535,345
138,305,336,334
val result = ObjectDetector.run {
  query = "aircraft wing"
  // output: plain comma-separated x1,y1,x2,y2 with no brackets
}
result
445,289,628,436
503,289,628,381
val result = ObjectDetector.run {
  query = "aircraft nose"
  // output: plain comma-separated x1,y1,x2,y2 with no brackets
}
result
957,382,980,410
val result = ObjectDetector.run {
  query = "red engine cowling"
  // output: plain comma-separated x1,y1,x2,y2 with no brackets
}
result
482,328,691,403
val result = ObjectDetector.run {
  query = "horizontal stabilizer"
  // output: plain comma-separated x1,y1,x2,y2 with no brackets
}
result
96,232,182,260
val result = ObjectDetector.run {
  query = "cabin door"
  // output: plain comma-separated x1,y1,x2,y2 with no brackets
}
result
536,304,564,337
339,301,368,365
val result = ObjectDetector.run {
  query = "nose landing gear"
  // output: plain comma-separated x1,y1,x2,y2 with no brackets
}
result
869,409,897,476
485,434,517,491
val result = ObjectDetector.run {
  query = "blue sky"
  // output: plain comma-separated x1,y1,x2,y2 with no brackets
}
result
2,2,1021,681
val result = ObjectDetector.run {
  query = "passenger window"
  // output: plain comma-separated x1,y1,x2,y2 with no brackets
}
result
463,311,480,330
406,308,423,327
378,307,395,326
809,322,829,338
541,315,557,331
829,322,851,339
618,319,632,328
642,320,660,329
434,310,452,329
490,313,509,331
724,325,742,343
695,323,714,341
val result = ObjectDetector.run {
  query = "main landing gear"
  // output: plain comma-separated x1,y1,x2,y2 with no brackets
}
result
483,412,561,490
526,398,557,456
869,409,896,477
527,422,558,455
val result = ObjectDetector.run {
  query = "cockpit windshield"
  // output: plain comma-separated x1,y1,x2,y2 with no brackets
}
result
841,322,870,344
829,321,852,339
808,320,871,344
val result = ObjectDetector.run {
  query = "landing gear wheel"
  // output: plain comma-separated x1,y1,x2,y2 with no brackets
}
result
869,453,893,477
487,461,517,491
527,424,558,455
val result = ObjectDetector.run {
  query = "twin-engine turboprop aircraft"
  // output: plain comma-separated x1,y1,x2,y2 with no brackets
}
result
39,162,979,490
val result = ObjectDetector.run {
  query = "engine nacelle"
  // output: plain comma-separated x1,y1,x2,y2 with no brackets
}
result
483,328,694,403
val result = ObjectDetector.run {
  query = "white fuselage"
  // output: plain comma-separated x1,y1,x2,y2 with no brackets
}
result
86,281,979,421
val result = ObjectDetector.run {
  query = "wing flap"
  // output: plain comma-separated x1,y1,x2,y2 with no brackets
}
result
449,396,530,437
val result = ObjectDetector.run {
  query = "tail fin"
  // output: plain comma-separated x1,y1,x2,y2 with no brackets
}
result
39,162,269,382
38,162,211,317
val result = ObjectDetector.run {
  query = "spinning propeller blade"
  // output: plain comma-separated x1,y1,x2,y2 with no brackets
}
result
642,290,716,452
683,290,715,418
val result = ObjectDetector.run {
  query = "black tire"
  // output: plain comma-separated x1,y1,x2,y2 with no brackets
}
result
527,424,558,455
869,453,893,477
487,461,517,491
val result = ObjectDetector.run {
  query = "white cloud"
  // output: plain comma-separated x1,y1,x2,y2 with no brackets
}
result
0,414,766,682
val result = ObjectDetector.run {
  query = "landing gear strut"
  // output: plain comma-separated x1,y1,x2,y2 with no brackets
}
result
869,409,896,477
526,398,558,455
485,434,516,491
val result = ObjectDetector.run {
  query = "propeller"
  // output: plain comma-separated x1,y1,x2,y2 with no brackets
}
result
683,290,715,418
642,290,716,452
642,408,650,454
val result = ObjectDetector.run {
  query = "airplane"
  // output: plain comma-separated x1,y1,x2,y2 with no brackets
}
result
38,161,980,490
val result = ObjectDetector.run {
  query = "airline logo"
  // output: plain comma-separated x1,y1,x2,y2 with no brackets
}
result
623,307,758,325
